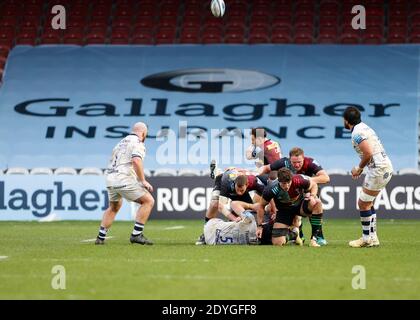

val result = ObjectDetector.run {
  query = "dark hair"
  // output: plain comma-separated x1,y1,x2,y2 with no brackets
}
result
251,127,267,138
234,175,248,187
277,168,293,182
289,147,304,157
343,106,362,125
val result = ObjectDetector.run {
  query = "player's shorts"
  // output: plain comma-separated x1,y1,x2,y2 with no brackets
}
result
107,181,147,202
260,223,273,245
275,199,304,226
363,166,393,191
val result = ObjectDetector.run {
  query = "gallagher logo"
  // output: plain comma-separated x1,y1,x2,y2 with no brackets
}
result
140,68,280,93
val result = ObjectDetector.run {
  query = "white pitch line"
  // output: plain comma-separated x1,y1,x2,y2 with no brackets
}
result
81,236,114,243
0,256,8,260
164,226,185,230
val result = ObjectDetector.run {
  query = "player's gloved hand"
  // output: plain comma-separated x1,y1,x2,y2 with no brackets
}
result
141,180,154,193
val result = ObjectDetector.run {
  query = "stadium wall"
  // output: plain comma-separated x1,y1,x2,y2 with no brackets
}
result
0,175,419,221
0,45,419,171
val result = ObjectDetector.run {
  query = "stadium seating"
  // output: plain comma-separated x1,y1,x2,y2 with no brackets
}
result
30,167,54,175
79,167,104,176
177,168,202,177
54,167,78,175
0,0,418,83
153,168,178,177
5,167,30,175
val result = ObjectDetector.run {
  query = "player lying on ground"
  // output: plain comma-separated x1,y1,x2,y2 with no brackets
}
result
343,106,393,248
255,168,324,247
204,211,274,245
196,168,267,245
259,147,330,246
95,122,154,245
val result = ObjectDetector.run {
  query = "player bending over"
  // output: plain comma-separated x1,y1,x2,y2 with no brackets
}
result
343,106,393,248
255,168,324,247
195,168,266,245
259,147,330,245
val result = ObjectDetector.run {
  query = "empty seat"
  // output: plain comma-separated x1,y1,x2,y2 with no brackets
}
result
398,168,420,175
178,169,202,177
79,167,104,175
153,168,177,177
30,167,54,175
54,167,78,175
6,167,30,175
326,169,348,175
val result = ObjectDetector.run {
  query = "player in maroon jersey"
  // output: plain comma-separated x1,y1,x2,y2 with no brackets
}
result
258,147,330,245
245,127,282,168
255,168,324,247
195,168,266,245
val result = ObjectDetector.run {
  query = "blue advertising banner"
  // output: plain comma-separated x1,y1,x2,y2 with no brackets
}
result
0,45,418,171
0,175,419,221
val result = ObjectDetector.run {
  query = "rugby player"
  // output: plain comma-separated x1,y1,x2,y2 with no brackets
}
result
246,127,282,168
255,168,324,247
259,147,330,245
204,211,273,245
343,107,393,248
95,122,154,245
195,168,266,245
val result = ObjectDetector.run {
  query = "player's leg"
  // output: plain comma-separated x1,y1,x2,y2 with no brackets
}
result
130,192,155,245
272,207,295,246
196,175,222,245
95,189,123,244
300,197,325,247
350,169,392,248
271,222,290,246
290,216,303,246
349,187,379,248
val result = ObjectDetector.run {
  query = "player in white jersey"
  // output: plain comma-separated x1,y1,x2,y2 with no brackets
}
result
204,211,259,245
343,107,393,248
95,122,155,245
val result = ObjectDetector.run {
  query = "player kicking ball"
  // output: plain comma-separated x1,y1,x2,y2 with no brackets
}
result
343,107,393,248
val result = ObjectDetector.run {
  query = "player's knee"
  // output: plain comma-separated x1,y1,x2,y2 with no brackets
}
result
272,236,287,246
141,194,155,208
271,227,288,246
358,199,371,211
312,200,323,214
109,200,122,213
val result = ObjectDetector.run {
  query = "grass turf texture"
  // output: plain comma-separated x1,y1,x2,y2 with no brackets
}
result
0,219,419,300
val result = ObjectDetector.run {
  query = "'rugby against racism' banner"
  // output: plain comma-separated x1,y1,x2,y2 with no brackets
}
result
0,175,419,220
0,45,418,171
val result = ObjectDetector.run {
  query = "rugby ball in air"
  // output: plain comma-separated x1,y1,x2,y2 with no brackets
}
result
211,0,226,18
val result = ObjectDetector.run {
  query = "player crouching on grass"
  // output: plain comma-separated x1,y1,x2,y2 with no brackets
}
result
255,168,324,247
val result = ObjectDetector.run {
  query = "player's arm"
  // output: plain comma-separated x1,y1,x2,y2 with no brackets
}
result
312,169,330,184
351,139,373,178
132,157,153,192
231,201,256,217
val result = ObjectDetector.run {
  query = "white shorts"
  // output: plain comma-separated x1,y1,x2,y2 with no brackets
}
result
107,181,147,202
363,166,393,191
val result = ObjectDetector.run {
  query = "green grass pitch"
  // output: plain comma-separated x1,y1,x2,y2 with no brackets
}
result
0,219,419,300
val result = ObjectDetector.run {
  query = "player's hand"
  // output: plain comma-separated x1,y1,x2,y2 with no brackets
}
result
351,166,363,180
256,227,263,239
141,180,154,193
